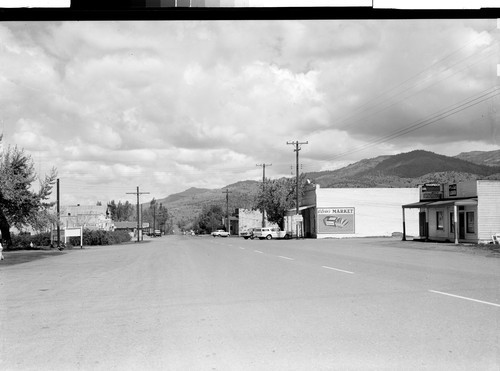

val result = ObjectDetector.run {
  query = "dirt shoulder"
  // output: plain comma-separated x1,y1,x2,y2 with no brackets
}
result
1,248,66,267
392,238,500,258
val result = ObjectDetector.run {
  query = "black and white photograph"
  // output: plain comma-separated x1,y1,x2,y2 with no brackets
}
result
1,3,500,370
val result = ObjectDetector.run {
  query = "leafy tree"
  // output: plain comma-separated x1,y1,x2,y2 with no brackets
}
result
107,200,135,221
0,137,57,247
254,174,307,229
177,217,191,232
194,204,224,234
157,203,172,234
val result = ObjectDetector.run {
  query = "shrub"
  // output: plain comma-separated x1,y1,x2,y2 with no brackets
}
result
7,229,132,249
9,232,51,250
81,229,132,246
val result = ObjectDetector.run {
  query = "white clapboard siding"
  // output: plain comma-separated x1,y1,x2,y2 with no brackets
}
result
477,180,500,243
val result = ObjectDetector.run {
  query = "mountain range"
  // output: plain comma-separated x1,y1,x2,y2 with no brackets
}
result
153,149,500,228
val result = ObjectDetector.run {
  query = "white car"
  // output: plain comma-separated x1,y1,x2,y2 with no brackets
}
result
211,230,230,237
253,227,291,240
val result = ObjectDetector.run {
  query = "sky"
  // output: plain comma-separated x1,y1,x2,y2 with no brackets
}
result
0,18,499,205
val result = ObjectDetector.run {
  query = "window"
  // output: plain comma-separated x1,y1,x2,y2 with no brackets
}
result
436,211,444,230
466,212,475,233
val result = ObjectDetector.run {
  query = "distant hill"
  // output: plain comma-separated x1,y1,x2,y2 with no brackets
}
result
152,181,261,230
454,150,500,167
153,149,500,227
161,187,211,203
308,150,500,188
360,150,500,178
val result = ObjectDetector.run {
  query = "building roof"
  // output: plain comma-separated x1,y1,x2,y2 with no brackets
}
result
114,221,137,229
403,197,478,209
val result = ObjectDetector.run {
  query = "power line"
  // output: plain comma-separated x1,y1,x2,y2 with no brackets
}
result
330,31,498,132
323,86,500,163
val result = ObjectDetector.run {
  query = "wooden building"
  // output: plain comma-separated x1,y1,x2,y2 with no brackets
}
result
402,180,500,244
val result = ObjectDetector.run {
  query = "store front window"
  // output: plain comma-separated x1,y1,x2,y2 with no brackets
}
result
436,211,444,230
466,211,475,233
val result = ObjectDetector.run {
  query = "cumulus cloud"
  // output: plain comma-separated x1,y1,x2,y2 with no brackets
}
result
0,19,497,204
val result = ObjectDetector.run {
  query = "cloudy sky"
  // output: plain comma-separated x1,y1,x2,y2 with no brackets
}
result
0,19,498,205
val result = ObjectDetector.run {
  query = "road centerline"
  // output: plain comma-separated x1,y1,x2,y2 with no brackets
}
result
278,256,294,260
429,290,500,308
321,266,354,274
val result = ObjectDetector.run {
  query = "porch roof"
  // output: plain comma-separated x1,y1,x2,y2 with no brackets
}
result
402,201,434,209
427,198,478,207
285,204,316,215
402,198,478,209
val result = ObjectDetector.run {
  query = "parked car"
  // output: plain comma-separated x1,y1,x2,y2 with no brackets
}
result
211,229,230,237
253,227,291,240
154,230,161,237
240,228,255,240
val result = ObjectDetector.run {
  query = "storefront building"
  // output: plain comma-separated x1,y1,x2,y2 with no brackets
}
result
298,184,420,239
402,180,500,244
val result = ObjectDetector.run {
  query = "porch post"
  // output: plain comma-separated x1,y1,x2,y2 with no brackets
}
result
402,207,406,241
454,204,459,245
425,208,429,241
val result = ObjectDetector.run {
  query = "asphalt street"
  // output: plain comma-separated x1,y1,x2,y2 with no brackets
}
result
1,236,499,370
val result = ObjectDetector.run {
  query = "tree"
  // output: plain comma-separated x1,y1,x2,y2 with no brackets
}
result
194,204,224,234
107,200,135,222
157,203,172,234
254,174,307,229
0,137,57,247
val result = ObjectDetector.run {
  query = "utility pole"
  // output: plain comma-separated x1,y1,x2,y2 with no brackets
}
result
56,178,60,249
151,199,156,235
287,140,308,238
256,163,272,227
126,186,150,243
222,189,232,234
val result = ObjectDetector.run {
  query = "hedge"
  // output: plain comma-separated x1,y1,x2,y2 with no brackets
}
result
8,229,132,249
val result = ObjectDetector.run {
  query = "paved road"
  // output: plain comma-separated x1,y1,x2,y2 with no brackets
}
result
1,236,499,370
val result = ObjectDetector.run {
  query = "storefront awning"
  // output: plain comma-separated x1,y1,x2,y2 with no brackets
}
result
286,205,316,215
427,198,478,207
402,201,433,209
454,198,478,206
403,198,478,209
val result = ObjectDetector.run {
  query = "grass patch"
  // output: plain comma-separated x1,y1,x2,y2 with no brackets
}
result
0,250,65,267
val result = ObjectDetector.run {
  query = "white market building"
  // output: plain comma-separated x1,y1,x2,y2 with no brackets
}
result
292,184,420,239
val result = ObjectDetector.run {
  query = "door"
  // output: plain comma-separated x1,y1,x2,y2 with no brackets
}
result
419,212,427,238
459,212,466,240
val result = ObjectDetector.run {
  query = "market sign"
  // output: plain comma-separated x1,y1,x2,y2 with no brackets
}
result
420,183,443,200
449,184,457,197
317,207,355,234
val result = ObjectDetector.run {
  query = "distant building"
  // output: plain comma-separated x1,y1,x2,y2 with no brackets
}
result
231,209,279,236
113,221,137,232
290,184,420,239
403,180,500,244
59,204,113,231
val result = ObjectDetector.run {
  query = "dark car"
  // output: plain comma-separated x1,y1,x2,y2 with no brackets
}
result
241,228,255,240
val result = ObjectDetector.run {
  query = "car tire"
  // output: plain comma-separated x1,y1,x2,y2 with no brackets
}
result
266,235,272,240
